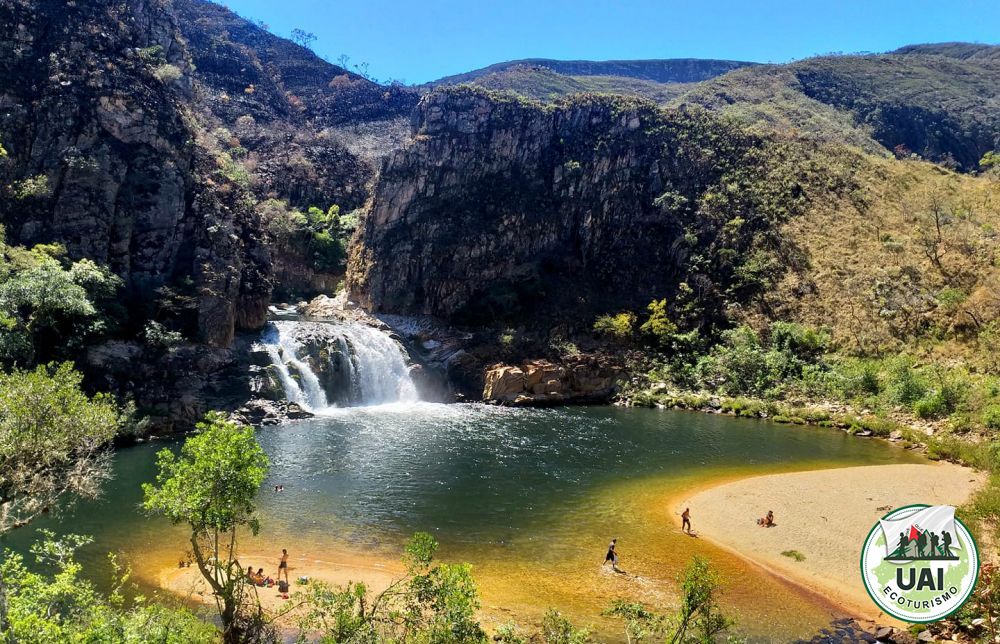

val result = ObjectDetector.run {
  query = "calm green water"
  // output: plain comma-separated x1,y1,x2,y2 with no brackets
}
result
3,403,924,639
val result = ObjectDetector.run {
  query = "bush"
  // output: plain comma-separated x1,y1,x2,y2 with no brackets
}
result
982,406,1000,430
887,360,927,406
142,320,184,351
1,532,217,642
593,312,636,340
639,299,678,347
9,174,50,200
152,63,183,84
541,609,593,644
914,392,950,419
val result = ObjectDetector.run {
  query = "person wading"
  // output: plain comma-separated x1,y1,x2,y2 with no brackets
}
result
603,538,620,572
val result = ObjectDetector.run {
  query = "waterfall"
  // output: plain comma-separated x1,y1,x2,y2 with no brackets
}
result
257,319,419,411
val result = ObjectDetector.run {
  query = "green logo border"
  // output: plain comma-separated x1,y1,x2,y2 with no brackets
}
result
859,503,980,623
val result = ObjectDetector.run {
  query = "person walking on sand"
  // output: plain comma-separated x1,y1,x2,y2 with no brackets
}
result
603,538,620,571
681,508,692,534
277,548,289,583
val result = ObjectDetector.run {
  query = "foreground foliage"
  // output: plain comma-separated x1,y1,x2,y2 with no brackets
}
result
1,532,216,643
0,363,122,533
604,556,738,644
143,413,271,643
294,532,485,643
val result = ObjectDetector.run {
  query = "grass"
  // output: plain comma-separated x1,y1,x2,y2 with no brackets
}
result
781,550,806,562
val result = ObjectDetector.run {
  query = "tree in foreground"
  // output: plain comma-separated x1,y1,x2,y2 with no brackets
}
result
295,531,486,643
0,362,123,636
1,530,216,642
143,412,270,643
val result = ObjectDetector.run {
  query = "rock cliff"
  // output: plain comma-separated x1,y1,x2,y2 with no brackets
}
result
349,86,814,328
0,0,270,347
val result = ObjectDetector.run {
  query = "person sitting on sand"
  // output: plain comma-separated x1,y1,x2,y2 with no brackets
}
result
681,507,692,534
757,510,775,527
603,538,620,572
246,565,255,579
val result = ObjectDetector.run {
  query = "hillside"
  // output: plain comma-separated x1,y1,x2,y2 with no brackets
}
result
456,64,692,103
432,45,1000,172
426,57,755,87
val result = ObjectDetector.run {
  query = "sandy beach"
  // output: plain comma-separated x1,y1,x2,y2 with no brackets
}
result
675,462,985,621
160,545,405,617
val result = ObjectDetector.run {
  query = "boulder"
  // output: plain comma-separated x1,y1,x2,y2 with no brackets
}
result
483,365,526,402
482,355,623,405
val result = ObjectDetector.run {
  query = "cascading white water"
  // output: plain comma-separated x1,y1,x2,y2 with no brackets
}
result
338,323,419,405
258,319,418,411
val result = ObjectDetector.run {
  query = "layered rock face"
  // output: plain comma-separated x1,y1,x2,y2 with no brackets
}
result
0,0,271,346
483,358,622,405
349,86,801,326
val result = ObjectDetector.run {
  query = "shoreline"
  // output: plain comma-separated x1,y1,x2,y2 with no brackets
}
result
672,462,985,625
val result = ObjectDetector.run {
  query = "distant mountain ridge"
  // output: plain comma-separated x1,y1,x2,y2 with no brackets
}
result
426,57,756,87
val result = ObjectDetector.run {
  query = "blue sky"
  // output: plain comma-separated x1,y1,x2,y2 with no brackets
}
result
219,0,1000,84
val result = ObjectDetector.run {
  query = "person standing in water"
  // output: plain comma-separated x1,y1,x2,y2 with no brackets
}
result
681,508,692,534
603,538,620,571
277,548,289,583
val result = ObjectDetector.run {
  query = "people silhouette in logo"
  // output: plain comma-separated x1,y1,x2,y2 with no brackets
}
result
895,531,909,558
941,530,953,557
930,531,940,557
916,529,928,557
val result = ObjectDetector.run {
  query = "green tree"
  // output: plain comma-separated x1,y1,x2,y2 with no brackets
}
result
295,532,487,643
604,600,670,644
671,556,734,643
540,609,593,644
1,531,216,642
142,412,270,643
0,362,123,636
640,299,679,348
604,557,738,644
593,312,637,340
0,239,122,365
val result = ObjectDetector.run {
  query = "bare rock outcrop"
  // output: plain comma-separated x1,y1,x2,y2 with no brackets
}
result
483,356,622,405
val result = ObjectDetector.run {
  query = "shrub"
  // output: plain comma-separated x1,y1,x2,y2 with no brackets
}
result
9,174,50,200
888,360,926,406
914,392,950,419
142,320,184,351
541,609,593,644
152,63,183,84
639,299,678,347
982,405,1000,431
593,312,636,339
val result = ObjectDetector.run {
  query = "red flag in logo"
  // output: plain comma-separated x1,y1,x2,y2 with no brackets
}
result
908,524,921,541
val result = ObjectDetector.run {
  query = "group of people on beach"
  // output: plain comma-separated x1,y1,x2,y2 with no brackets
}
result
602,506,776,572
245,548,290,589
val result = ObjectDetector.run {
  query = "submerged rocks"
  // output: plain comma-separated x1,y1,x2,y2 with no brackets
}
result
482,356,622,405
